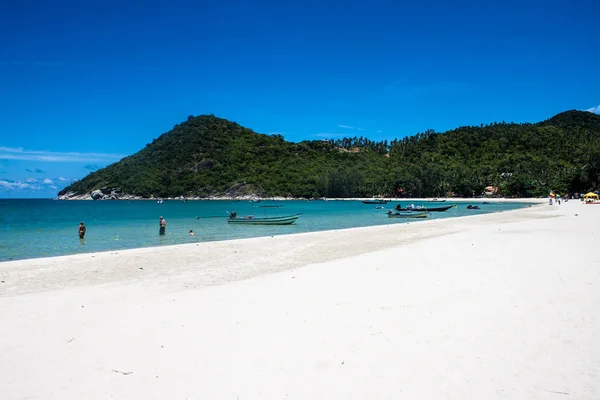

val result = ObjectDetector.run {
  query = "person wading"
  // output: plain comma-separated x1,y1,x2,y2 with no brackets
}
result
159,216,167,235
78,222,86,239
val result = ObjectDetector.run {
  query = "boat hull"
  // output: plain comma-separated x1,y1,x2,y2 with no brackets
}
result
362,200,387,204
388,212,428,219
227,213,302,225
395,204,454,212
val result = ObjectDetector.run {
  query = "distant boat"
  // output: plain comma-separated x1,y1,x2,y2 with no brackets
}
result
428,198,447,202
362,199,388,204
387,210,428,219
395,204,455,212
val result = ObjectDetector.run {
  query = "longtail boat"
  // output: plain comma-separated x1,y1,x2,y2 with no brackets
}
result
394,204,455,212
227,213,302,225
387,210,428,219
227,205,302,225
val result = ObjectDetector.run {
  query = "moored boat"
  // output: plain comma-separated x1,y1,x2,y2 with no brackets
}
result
387,210,428,218
227,212,302,225
394,204,455,212
362,199,388,204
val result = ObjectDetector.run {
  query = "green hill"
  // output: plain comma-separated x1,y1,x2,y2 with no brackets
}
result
60,111,600,199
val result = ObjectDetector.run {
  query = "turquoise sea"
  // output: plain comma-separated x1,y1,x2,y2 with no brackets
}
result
0,199,531,262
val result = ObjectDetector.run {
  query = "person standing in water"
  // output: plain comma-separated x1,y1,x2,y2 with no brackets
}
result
159,216,167,235
78,222,86,239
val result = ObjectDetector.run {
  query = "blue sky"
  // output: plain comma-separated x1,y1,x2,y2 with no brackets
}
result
1,0,599,198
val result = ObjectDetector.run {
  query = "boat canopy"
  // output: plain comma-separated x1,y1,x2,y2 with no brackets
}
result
584,192,599,200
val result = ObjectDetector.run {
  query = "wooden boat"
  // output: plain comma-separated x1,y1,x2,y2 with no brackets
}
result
394,204,455,212
428,198,447,202
227,205,302,225
227,213,302,225
362,199,388,204
227,212,302,225
387,210,428,219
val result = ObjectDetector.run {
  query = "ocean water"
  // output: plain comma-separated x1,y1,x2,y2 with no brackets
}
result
0,199,531,262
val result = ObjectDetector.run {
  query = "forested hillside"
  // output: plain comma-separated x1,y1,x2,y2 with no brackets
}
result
60,110,600,198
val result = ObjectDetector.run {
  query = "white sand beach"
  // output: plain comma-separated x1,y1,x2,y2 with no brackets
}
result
1,200,599,399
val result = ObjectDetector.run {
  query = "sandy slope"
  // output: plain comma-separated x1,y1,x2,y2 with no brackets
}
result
1,200,599,399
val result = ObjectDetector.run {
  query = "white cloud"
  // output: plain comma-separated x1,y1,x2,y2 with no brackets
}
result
0,147,126,162
0,180,38,191
57,177,67,181
585,105,600,114
337,124,354,129
0,177,66,192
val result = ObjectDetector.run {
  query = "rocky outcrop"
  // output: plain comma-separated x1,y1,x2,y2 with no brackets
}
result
57,191,91,200
56,187,123,200
90,187,120,200
56,184,290,201
91,189,103,200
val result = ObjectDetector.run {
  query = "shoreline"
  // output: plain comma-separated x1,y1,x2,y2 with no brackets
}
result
54,191,549,202
1,200,598,399
1,202,546,296
0,198,545,264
